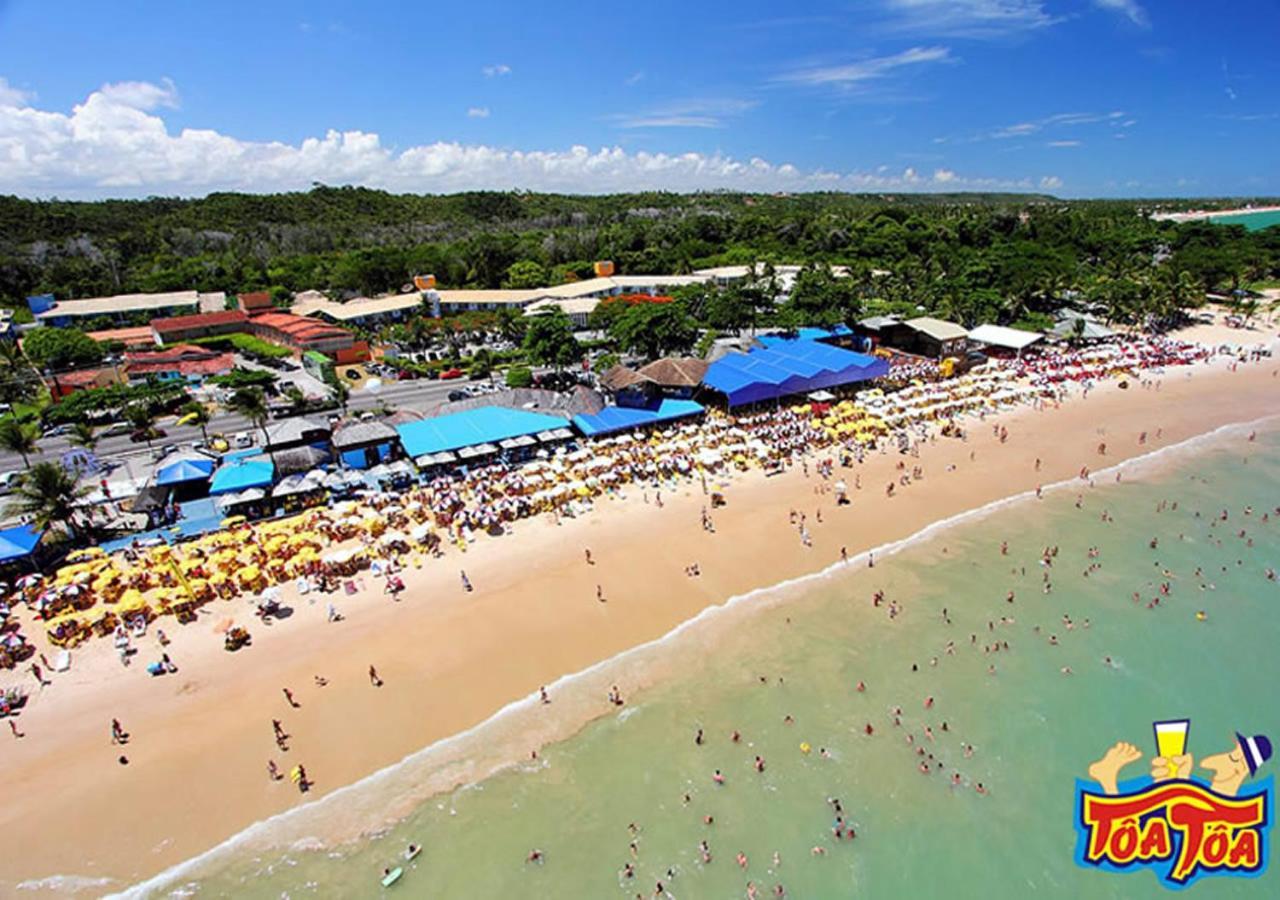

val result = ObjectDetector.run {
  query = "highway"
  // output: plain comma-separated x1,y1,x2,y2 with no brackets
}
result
0,375,496,476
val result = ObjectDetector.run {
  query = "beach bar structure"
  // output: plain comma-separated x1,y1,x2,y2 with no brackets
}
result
966,324,1044,357
0,524,44,570
573,398,706,437
396,406,572,468
208,458,275,495
702,341,889,408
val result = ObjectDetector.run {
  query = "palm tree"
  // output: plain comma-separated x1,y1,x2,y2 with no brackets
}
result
124,403,159,449
179,400,211,443
7,461,88,538
229,387,274,464
68,421,99,453
0,417,38,466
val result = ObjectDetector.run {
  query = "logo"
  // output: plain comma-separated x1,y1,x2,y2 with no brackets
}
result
1074,721,1272,889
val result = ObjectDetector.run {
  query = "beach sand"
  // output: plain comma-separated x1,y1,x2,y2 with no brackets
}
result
2,354,1278,894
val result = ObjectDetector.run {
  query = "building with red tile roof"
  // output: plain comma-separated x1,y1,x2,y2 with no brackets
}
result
124,344,236,382
150,310,248,344
247,312,354,354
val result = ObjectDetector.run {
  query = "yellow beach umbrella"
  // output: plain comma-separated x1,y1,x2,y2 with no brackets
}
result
118,593,150,614
220,515,246,528
67,547,106,562
239,565,261,583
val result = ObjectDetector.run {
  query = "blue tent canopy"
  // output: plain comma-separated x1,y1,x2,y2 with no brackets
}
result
573,399,705,438
208,459,275,495
397,406,570,459
756,325,852,346
155,457,216,486
0,524,42,563
703,341,888,407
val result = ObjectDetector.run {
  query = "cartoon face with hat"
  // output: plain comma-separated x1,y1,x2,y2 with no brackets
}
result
1197,732,1273,798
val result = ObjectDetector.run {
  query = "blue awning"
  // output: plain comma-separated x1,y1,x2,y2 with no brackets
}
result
0,524,42,562
397,406,570,459
573,398,705,437
208,459,275,495
704,340,888,407
155,457,216,486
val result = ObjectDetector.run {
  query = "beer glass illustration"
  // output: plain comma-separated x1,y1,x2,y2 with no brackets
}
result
1153,719,1190,778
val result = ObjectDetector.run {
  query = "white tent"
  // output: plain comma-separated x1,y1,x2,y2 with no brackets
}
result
967,324,1044,353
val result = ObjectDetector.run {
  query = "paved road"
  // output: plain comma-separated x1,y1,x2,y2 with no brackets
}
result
0,375,499,474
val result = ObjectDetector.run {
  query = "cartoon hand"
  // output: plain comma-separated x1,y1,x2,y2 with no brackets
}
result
1151,754,1193,782
1088,741,1143,795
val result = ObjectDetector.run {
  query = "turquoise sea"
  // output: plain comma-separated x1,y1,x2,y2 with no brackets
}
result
1207,209,1280,232
124,422,1280,899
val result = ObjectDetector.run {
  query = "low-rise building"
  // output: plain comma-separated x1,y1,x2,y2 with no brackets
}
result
522,296,601,328
29,289,226,328
879,317,969,359
151,310,249,344
292,291,426,326
123,344,236,384
246,313,355,355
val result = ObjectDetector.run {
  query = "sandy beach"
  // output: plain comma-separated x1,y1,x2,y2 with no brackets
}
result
2,350,1278,894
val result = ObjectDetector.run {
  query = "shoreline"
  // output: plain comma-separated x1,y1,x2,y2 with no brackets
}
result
3,352,1279,895
1151,204,1280,222
113,405,1280,899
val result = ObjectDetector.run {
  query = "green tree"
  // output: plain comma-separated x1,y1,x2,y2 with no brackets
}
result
179,400,211,442
785,263,863,329
608,301,698,360
522,309,582,371
505,365,534,388
496,305,528,343
21,328,105,370
228,387,274,461
124,402,160,448
0,417,39,466
503,260,548,289
68,421,99,453
7,461,88,538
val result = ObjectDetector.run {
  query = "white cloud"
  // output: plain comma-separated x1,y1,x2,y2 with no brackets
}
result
624,71,645,86
879,1,1060,38
0,79,1054,197
775,46,952,88
1040,175,1063,190
466,107,490,119
612,98,757,129
0,77,34,108
482,64,511,77
955,110,1126,141
1092,0,1150,28
1047,140,1081,147
98,77,179,110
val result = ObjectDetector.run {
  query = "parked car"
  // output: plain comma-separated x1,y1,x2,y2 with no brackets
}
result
132,427,167,442
233,431,254,449
447,390,467,402
42,423,75,438
439,368,464,380
0,471,23,494
152,443,178,461
99,422,132,438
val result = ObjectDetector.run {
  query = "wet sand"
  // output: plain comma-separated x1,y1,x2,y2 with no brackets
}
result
2,356,1277,894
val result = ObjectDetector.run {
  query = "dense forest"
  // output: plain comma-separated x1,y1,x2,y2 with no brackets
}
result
2,188,1279,333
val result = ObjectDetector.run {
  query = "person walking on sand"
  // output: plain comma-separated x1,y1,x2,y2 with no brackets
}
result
460,570,472,592
369,665,383,687
596,584,606,603
282,687,298,708
110,718,128,744
584,548,594,565
267,760,281,781
10,720,24,738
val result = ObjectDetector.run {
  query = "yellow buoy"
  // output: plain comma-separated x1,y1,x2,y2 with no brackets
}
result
799,742,811,754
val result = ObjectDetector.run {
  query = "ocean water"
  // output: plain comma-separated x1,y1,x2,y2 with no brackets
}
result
129,423,1280,899
1207,209,1280,232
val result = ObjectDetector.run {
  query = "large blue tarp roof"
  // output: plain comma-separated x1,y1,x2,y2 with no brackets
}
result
155,456,216,486
208,458,275,495
397,406,569,458
0,524,42,562
704,340,888,407
573,398,705,437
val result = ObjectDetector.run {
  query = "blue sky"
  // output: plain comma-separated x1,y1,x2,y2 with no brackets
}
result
0,0,1277,198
